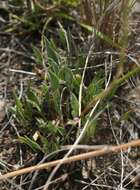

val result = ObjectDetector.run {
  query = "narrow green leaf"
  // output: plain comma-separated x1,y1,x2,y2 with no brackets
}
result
59,66,73,88
32,45,43,65
48,70,60,90
45,38,59,63
19,136,42,152
71,93,79,117
84,119,97,141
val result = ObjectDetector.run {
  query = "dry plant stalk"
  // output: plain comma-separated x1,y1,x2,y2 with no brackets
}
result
81,66,140,116
0,139,140,180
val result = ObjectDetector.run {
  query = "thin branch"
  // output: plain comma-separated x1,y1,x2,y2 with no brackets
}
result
0,139,140,181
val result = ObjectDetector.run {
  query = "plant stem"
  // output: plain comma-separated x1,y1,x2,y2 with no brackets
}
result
81,66,140,116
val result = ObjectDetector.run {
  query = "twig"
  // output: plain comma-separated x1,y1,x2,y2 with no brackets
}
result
0,139,140,180
61,144,109,150
28,144,106,189
9,69,36,76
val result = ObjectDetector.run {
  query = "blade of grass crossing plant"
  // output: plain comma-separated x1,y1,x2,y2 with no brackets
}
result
58,22,70,53
80,23,123,50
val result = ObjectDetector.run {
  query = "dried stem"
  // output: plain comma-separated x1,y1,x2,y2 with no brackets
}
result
0,139,140,180
81,66,140,116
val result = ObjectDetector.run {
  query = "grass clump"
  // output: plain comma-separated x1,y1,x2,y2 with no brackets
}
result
10,27,105,153
9,0,139,154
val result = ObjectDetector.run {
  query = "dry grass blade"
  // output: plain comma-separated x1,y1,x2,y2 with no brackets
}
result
0,99,6,122
0,139,140,181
